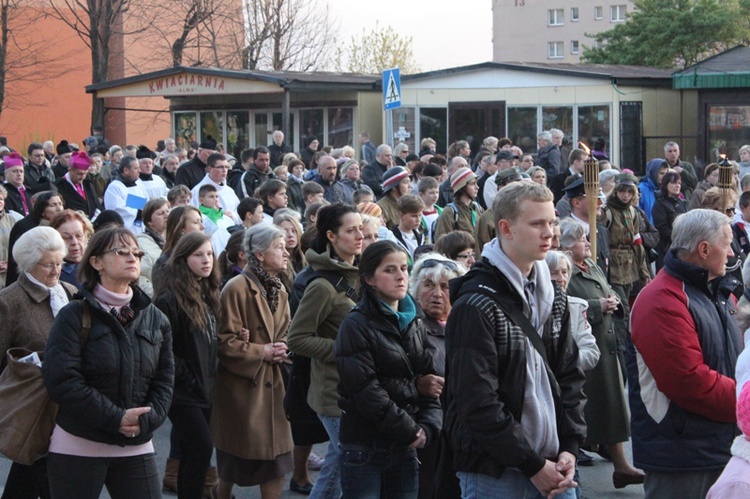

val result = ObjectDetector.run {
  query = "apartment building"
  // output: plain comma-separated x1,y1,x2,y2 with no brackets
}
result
493,0,636,63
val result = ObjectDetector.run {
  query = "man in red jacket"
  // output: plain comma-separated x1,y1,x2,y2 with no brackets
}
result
629,208,743,499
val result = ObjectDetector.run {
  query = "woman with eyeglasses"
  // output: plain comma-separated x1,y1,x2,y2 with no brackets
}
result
42,225,174,498
154,232,220,499
408,253,465,499
434,230,477,269
335,241,441,498
0,227,77,499
50,209,94,291
393,143,410,167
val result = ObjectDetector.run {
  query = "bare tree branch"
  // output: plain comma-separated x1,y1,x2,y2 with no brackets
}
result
0,0,71,115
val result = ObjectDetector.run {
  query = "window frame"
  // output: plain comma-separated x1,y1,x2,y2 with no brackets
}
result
571,7,579,21
594,6,603,20
548,8,564,26
610,4,627,22
548,41,564,59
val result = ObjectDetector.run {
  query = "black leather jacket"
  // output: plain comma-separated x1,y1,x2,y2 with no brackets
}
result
335,290,442,448
43,286,174,447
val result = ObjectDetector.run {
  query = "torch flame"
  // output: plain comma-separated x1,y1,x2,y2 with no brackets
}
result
720,154,726,161
578,142,591,155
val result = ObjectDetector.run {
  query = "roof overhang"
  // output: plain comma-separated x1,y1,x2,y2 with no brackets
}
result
86,66,380,98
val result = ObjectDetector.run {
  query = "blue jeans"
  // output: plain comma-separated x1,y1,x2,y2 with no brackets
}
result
310,414,341,499
457,469,577,499
339,444,418,499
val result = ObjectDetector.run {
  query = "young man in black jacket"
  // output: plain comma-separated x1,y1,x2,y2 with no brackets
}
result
444,181,586,499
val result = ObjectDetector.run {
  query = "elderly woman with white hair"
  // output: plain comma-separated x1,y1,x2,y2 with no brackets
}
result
559,219,644,489
545,250,600,372
408,252,466,499
0,226,77,498
599,169,619,201
393,142,410,166
212,224,293,499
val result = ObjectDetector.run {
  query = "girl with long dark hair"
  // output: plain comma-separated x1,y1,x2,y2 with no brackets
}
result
335,241,442,498
287,203,363,498
154,232,220,499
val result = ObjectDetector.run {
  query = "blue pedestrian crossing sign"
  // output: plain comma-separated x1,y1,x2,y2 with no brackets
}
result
383,68,401,110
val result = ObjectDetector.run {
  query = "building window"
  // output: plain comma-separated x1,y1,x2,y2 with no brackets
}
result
507,107,538,154
594,6,603,19
548,42,564,59
299,109,324,151
571,7,579,21
419,108,447,154
226,111,249,159
571,40,580,54
542,106,573,140
174,112,197,150
200,111,224,148
708,105,750,161
611,5,627,22
578,105,611,155
548,9,564,26
327,107,353,148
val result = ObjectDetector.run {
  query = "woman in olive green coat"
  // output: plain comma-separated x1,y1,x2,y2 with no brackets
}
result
560,219,645,489
286,204,363,499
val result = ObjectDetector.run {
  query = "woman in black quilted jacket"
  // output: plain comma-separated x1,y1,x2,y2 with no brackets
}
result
335,240,442,498
43,226,174,499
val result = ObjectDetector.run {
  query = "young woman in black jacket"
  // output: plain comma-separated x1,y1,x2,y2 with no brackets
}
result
42,226,174,499
154,232,220,499
335,240,442,498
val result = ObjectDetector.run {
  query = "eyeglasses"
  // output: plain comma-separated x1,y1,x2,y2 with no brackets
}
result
420,259,459,272
455,252,476,260
726,207,736,215
103,247,145,259
36,262,63,271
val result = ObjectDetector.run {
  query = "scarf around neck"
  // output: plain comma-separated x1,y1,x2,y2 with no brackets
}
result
247,254,282,313
381,293,417,332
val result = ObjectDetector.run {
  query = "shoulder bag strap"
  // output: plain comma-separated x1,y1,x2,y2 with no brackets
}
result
310,270,359,302
74,299,92,347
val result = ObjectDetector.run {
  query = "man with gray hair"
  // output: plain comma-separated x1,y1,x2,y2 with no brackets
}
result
268,130,291,167
664,141,698,199
164,137,176,155
362,144,393,198
629,209,742,499
537,131,561,176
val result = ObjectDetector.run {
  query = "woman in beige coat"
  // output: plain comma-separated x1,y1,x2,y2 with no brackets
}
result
212,224,293,499
0,227,76,498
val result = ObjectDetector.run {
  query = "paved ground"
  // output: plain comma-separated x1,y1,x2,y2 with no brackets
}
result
1,420,645,498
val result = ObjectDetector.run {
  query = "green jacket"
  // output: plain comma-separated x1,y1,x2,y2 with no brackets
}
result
287,245,358,416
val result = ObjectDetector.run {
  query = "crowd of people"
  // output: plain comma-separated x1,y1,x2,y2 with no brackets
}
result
0,129,749,499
